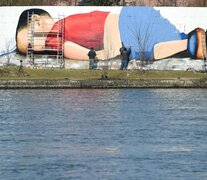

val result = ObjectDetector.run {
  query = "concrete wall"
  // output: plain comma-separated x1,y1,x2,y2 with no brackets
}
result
0,79,207,89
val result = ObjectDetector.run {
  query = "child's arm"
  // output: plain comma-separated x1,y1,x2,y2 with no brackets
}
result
64,41,105,60
63,13,121,60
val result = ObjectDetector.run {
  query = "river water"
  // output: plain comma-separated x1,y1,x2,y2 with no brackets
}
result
0,89,206,180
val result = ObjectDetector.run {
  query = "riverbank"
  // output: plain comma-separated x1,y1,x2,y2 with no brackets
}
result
0,79,207,89
0,67,207,88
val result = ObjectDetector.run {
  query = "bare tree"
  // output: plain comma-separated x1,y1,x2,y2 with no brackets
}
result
7,0,13,5
1,0,207,6
134,0,145,6
126,15,155,72
155,0,175,6
0,0,12,5
156,0,164,5
79,0,121,6
0,39,14,65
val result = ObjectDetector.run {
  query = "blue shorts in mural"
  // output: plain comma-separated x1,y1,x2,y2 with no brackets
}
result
119,7,187,60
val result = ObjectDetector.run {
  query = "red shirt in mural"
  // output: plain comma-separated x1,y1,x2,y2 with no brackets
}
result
46,11,109,50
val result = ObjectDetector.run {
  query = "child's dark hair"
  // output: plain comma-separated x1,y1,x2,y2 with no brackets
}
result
16,8,51,53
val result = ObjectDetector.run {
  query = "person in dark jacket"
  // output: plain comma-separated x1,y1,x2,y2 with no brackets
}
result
120,46,131,70
88,47,97,69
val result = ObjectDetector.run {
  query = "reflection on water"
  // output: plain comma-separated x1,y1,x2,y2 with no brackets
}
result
0,89,207,180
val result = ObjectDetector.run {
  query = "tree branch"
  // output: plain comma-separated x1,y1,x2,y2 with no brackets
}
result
156,0,164,5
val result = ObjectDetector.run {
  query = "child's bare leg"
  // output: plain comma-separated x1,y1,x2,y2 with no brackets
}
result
101,13,122,60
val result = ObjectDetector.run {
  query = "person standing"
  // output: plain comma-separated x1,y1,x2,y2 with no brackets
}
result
120,46,131,70
88,47,96,69
18,59,24,76
126,46,131,68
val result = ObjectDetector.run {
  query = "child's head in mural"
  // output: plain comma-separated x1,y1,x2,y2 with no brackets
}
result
16,8,54,54
15,7,207,61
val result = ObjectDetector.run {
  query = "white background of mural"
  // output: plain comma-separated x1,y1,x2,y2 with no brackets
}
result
155,7,207,33
1,6,207,70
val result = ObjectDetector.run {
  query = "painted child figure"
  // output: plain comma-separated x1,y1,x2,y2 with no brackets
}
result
16,7,207,62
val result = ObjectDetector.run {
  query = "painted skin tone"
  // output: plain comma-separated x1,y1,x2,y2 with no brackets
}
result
17,13,122,60
16,12,207,61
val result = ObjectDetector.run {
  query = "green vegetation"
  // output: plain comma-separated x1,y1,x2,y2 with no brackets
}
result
0,66,206,80
0,0,206,7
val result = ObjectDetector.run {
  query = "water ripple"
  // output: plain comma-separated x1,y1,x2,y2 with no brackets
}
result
0,89,207,180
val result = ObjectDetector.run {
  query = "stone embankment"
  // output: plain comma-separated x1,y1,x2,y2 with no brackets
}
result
0,79,207,89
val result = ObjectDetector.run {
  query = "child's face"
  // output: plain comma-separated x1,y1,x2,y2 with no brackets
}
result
17,15,54,54
17,28,46,53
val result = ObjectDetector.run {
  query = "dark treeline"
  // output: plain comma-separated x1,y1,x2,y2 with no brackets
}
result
1,0,207,6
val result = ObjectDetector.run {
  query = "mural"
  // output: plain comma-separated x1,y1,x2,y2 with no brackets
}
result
0,6,207,70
